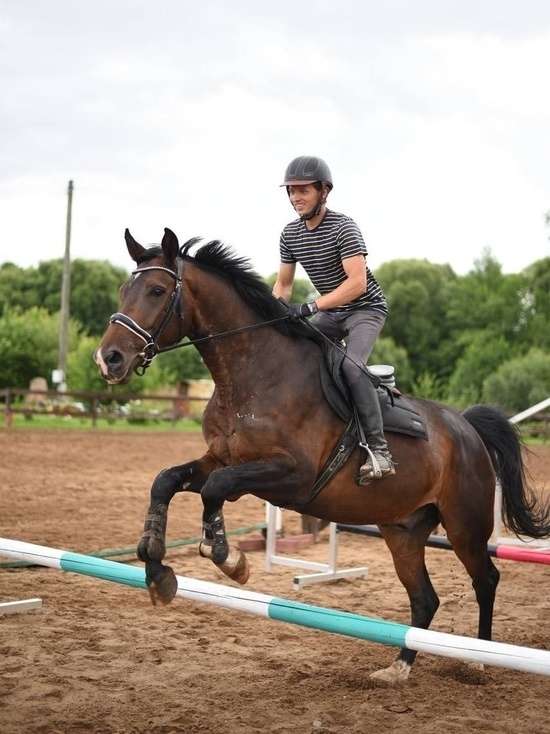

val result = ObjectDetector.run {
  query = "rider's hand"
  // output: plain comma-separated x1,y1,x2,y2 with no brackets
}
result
287,302,319,320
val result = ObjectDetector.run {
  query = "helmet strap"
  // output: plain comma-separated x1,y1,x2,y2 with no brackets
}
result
295,189,327,221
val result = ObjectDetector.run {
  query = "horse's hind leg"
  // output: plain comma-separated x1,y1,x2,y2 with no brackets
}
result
446,531,500,643
472,556,500,641
371,515,440,685
443,483,500,644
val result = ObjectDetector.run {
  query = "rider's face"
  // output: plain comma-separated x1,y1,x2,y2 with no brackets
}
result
288,184,324,217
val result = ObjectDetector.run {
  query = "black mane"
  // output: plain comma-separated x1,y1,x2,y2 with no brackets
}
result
180,238,315,340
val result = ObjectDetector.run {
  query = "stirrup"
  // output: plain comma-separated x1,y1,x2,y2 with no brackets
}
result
359,444,396,481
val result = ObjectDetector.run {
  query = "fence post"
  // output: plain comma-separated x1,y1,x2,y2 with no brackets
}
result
92,398,99,427
5,387,13,428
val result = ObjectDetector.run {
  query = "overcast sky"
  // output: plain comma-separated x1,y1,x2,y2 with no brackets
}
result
1,0,549,280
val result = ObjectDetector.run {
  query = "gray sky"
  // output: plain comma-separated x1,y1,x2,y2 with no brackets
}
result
1,0,549,278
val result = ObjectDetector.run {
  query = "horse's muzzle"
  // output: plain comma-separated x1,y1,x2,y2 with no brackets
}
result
93,346,135,385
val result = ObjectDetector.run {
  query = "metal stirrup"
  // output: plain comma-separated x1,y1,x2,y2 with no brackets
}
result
353,404,383,479
359,442,383,479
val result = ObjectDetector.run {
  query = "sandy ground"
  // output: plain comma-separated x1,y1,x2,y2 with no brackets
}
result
0,428,549,734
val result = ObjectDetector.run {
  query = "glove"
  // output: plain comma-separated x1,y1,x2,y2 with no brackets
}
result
287,301,319,320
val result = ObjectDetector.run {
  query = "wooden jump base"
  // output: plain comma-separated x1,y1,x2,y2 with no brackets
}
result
1,537,549,676
265,503,368,589
338,525,550,566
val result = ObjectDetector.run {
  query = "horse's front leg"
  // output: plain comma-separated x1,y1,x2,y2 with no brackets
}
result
198,502,251,585
137,457,216,606
198,458,306,585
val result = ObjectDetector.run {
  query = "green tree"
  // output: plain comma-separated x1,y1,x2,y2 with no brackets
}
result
69,260,129,336
446,333,512,409
445,250,528,345
0,263,39,314
376,259,456,381
0,260,128,338
441,250,530,403
519,258,550,351
0,307,81,389
36,259,129,336
481,348,550,413
411,372,448,402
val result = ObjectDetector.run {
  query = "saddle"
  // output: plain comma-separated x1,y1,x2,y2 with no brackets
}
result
284,342,429,510
320,343,429,441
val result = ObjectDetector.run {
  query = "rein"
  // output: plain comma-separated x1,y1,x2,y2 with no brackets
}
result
110,257,377,381
159,317,290,353
109,257,289,375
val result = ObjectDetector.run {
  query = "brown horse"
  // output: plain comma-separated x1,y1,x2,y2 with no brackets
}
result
94,228,550,684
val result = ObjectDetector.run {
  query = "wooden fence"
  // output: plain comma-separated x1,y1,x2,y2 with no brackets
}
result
1,387,548,438
0,387,210,428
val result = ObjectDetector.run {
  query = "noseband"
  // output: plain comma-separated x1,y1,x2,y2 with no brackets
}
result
109,258,184,375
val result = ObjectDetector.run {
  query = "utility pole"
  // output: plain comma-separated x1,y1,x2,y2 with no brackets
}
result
54,180,73,394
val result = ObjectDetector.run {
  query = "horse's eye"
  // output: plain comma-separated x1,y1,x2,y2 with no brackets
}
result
151,286,166,297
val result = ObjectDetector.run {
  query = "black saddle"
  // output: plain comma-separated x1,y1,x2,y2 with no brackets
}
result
282,342,429,509
320,343,429,441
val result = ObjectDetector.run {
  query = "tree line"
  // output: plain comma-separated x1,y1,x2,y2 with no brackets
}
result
1,247,549,414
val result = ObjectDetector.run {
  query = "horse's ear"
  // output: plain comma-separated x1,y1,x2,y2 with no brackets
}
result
161,228,180,262
125,229,146,263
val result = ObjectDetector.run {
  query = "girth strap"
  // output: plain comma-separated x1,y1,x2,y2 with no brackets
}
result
284,417,358,511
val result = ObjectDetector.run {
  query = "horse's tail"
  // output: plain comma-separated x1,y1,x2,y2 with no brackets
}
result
462,404,550,539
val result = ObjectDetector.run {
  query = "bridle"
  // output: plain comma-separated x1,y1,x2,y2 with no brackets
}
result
109,258,185,375
109,257,290,376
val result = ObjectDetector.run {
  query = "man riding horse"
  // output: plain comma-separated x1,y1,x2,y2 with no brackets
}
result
273,155,395,481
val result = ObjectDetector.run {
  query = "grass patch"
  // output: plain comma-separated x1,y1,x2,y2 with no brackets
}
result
2,411,203,432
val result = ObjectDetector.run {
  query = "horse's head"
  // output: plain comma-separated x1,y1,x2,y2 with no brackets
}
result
94,228,186,384
95,226,313,385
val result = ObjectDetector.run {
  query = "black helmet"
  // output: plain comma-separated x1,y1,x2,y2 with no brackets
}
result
280,155,333,190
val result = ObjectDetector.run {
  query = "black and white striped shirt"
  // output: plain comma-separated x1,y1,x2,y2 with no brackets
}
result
279,209,387,314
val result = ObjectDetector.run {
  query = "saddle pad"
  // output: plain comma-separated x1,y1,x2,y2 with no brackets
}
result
320,344,429,441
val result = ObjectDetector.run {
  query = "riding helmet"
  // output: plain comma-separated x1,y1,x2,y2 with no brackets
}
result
280,156,333,190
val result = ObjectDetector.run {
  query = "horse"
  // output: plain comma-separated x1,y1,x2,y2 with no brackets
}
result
94,227,550,685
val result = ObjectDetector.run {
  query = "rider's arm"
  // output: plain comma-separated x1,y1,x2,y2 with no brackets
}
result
272,262,296,302
315,254,367,310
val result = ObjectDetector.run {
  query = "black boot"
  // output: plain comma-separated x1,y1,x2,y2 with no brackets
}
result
348,378,396,482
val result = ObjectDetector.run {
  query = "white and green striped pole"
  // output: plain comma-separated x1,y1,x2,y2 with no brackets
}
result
1,538,548,676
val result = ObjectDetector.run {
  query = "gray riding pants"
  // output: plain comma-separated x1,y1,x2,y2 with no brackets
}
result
310,307,386,388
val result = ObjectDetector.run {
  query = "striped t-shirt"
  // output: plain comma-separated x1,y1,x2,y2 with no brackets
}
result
279,209,387,314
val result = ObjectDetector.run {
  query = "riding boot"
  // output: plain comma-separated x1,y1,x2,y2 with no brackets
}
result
348,379,396,481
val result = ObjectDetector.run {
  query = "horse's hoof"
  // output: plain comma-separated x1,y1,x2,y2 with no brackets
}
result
146,565,178,606
199,541,229,565
137,535,166,563
218,547,250,585
370,660,411,685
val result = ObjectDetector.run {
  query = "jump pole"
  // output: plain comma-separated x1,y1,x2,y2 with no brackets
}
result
0,598,42,616
1,538,549,677
338,525,550,566
0,523,267,570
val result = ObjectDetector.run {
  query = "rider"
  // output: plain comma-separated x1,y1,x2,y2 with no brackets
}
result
272,155,395,482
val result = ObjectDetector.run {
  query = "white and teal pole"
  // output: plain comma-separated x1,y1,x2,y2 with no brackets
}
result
1,537,548,677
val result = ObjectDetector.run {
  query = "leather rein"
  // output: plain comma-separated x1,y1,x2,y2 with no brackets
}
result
109,257,288,376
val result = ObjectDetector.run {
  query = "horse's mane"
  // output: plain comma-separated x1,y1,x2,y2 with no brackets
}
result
179,238,319,341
